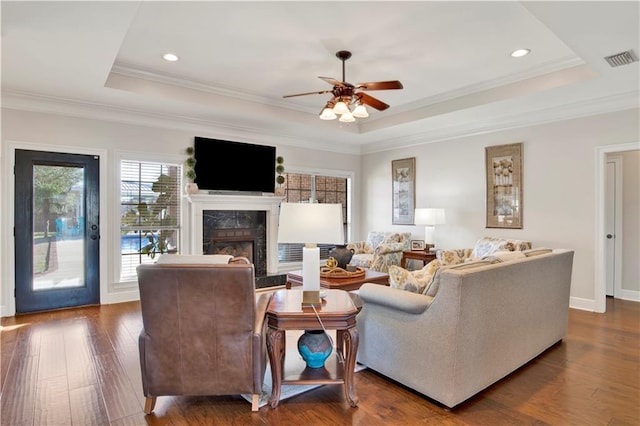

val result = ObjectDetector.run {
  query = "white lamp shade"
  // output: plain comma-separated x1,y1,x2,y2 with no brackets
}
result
277,203,345,245
352,104,369,118
414,208,446,225
339,111,355,123
320,107,337,120
332,101,349,115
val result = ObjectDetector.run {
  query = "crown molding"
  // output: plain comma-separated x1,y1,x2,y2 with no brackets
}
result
3,88,637,156
362,90,640,154
1,90,362,155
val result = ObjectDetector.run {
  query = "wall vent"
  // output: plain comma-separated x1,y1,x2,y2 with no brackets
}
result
604,50,638,67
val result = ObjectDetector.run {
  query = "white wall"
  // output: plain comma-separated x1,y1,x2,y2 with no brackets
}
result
0,108,362,316
360,108,640,309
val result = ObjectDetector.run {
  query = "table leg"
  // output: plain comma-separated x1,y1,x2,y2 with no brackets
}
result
266,328,285,408
342,326,359,407
401,255,407,268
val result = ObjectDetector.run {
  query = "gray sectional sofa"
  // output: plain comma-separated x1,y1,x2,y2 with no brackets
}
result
356,249,574,408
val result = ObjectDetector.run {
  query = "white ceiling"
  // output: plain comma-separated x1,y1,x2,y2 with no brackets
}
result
2,1,639,154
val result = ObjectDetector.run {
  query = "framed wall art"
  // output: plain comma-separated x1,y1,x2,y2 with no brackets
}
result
392,157,416,225
485,142,523,229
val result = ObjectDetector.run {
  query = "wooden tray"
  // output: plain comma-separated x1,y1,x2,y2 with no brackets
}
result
320,266,365,279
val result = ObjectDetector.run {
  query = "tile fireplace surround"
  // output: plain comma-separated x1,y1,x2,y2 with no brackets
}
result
186,193,283,287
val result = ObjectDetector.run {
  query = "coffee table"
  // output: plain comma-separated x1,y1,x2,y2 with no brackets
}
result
286,268,389,291
265,289,359,408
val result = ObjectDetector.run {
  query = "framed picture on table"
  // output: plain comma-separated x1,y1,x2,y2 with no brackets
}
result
411,240,425,250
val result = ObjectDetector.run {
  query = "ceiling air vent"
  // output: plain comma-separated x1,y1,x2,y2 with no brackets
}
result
604,50,637,67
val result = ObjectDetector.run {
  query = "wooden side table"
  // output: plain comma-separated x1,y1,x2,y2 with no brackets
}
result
266,289,359,408
286,269,389,291
400,250,437,268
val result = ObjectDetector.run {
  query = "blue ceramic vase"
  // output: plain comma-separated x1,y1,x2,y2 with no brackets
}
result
297,330,332,368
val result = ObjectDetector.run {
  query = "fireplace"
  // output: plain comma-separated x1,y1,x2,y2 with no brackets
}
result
203,211,267,276
186,193,283,285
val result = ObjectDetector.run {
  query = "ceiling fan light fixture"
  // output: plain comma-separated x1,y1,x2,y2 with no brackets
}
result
352,104,369,118
339,111,355,123
333,100,350,115
320,107,337,120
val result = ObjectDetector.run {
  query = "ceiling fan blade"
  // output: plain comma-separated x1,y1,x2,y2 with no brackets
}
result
356,80,403,91
358,92,390,111
319,76,344,87
283,89,332,98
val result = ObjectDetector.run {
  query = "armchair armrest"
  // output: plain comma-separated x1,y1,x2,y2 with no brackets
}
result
346,241,368,254
374,242,405,255
359,283,434,315
253,292,272,335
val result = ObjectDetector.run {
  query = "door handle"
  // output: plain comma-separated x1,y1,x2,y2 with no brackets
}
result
606,234,613,239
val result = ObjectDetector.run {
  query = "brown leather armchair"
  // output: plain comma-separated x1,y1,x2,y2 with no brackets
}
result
136,256,272,412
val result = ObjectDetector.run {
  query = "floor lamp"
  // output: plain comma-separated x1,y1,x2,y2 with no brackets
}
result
414,208,446,251
277,202,345,306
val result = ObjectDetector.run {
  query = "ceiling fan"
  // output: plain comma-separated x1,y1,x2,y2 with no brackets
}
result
283,50,403,122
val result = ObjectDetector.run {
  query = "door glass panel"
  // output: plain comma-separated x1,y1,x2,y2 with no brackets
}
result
32,164,85,290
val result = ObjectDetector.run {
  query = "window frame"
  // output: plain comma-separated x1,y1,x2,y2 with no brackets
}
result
114,151,184,286
277,165,354,269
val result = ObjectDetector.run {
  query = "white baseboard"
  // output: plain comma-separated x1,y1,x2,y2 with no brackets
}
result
569,296,596,312
616,289,640,302
104,289,140,305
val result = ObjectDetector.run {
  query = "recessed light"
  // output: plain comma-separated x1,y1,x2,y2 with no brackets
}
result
511,49,531,58
162,53,179,62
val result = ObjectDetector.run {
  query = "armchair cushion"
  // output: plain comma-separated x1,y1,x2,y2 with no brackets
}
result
347,231,411,272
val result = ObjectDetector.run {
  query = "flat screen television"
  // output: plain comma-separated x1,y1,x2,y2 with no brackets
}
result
193,137,276,194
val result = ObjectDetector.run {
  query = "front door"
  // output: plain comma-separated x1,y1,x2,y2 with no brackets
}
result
14,149,100,313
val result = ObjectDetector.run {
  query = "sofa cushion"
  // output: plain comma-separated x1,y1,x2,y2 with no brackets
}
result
483,250,527,263
471,237,532,259
523,247,553,257
389,259,441,294
424,259,493,297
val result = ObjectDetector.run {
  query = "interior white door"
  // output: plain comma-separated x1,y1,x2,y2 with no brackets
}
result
604,159,618,296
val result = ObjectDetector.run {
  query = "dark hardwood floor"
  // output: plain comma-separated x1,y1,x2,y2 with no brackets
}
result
2,296,638,425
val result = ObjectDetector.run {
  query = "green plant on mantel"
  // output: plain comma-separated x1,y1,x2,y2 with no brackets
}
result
276,156,285,186
185,147,196,182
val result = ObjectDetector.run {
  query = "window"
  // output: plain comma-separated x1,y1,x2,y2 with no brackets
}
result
119,160,181,281
278,172,350,263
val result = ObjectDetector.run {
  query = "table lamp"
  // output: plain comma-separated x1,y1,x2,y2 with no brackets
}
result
414,208,446,251
277,202,345,306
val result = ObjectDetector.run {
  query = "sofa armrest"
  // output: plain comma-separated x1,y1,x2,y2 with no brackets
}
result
374,242,405,255
359,283,434,314
437,248,474,265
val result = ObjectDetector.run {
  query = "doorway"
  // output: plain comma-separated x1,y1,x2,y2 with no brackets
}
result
596,142,640,313
14,149,100,313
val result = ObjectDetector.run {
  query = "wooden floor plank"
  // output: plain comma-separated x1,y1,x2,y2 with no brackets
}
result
1,297,638,425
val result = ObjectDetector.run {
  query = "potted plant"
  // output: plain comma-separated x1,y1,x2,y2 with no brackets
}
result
275,156,285,196
185,146,198,194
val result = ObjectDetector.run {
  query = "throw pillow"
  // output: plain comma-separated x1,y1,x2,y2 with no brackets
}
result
156,254,233,264
389,259,441,294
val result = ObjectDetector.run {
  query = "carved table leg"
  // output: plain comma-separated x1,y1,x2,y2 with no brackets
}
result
266,328,285,408
342,326,359,407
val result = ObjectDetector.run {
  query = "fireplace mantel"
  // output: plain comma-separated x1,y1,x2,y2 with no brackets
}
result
186,193,282,274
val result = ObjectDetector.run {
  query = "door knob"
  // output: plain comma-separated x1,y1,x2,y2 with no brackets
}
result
606,234,613,239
